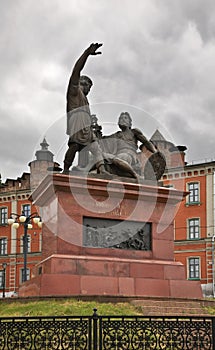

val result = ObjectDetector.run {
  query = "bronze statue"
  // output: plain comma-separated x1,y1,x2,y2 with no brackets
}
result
62,44,165,180
63,43,108,174
101,112,158,179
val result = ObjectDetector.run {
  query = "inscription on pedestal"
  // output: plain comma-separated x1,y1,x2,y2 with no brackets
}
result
83,217,151,250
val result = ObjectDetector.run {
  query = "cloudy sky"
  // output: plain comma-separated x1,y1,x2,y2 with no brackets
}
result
1,0,215,181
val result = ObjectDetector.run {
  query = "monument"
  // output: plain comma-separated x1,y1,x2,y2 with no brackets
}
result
19,44,202,298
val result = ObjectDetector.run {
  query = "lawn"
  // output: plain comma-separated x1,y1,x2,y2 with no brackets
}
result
0,298,142,317
0,298,213,350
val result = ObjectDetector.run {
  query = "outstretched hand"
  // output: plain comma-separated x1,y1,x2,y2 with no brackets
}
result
87,43,103,55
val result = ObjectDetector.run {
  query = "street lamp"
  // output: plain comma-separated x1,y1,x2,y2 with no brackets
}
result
2,262,7,298
8,212,42,282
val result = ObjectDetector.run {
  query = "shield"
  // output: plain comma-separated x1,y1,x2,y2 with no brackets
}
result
144,151,166,181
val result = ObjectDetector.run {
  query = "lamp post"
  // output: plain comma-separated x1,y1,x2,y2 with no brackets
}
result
2,262,7,298
8,212,42,282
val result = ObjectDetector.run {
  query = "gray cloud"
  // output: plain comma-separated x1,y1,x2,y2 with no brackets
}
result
1,0,215,181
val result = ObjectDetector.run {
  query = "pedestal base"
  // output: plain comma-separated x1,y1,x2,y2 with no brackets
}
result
19,254,202,298
19,174,203,299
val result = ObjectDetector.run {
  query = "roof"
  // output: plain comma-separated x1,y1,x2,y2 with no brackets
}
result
150,129,167,142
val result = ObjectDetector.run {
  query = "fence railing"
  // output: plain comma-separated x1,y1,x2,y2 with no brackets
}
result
0,309,214,349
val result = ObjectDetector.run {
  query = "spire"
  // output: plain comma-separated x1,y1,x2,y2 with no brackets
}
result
40,137,49,151
150,129,167,142
35,138,54,162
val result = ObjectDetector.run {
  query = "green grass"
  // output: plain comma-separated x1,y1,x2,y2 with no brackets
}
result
0,298,142,317
204,306,215,315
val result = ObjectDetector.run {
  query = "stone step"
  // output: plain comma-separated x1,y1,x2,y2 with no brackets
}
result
131,298,211,316
133,300,202,307
139,306,208,316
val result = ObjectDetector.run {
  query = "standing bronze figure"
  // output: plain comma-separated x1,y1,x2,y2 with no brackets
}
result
63,43,107,174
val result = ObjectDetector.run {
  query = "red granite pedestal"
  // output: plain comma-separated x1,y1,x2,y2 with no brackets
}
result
19,174,202,298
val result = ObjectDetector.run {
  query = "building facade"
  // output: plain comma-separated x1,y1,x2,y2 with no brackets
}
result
1,131,215,297
0,138,58,297
151,129,215,296
162,160,215,296
0,173,42,297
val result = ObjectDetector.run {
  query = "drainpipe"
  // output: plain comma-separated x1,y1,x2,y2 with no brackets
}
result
213,170,215,297
212,234,215,298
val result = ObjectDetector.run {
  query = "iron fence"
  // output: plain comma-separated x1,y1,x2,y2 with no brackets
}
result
0,309,214,349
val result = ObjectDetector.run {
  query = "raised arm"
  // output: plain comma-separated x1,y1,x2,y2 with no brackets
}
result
70,43,103,86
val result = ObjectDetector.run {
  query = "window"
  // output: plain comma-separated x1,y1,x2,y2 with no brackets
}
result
22,204,31,217
188,218,200,239
0,238,7,255
20,268,30,283
0,270,4,288
188,182,199,203
188,257,200,279
0,207,8,225
20,235,31,253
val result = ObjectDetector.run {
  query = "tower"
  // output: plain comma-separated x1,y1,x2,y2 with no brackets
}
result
150,129,187,168
28,138,59,189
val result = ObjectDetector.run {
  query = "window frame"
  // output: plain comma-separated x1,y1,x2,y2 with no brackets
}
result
188,257,200,280
187,182,200,205
0,207,8,226
0,237,7,255
20,268,30,283
22,204,31,218
187,218,200,240
20,234,31,254
0,270,4,288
